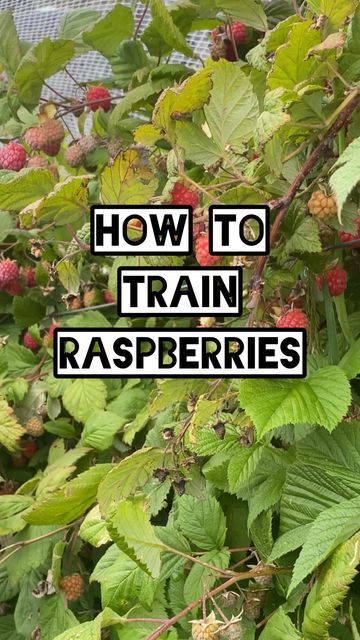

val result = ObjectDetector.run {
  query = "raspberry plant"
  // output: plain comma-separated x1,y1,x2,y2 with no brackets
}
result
0,2,360,640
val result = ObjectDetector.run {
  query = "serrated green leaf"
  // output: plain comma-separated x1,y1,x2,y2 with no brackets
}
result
24,464,111,525
80,410,123,451
4,525,62,586
284,213,321,255
215,0,268,30
184,549,230,601
0,169,54,211
0,615,23,640
97,448,167,515
177,494,226,550
100,149,157,204
35,175,90,225
258,606,301,640
58,9,100,51
12,296,46,329
309,0,358,29
107,498,163,578
266,15,300,54
330,136,360,221
57,262,80,294
228,443,265,493
0,397,25,452
0,495,33,535
248,470,286,528
83,5,133,57
111,40,150,89
0,9,22,75
239,366,351,437
302,530,360,639
15,39,75,106
39,595,78,640
339,7,360,82
79,505,111,548
289,494,360,594
149,0,193,57
63,379,107,424
268,21,321,92
255,88,290,146
339,338,360,379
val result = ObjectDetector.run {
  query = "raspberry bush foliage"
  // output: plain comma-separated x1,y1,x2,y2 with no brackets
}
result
0,1,360,639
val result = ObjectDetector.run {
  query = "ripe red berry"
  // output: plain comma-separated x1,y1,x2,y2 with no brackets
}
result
48,321,59,339
338,217,360,243
60,574,85,601
0,259,19,288
21,266,36,287
11,454,27,468
195,235,221,267
316,265,347,297
276,309,308,330
229,21,247,44
0,142,26,171
23,331,40,351
21,440,38,459
104,289,114,303
42,141,61,157
170,182,199,209
4,279,22,296
86,86,111,112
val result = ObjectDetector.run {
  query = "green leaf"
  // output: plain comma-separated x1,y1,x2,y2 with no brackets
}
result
184,549,230,601
258,607,301,640
80,410,123,451
0,495,33,535
100,149,157,205
63,379,107,424
0,615,24,640
4,525,62,585
97,448,167,515
109,79,168,130
330,136,360,221
14,570,40,636
266,15,300,54
248,471,286,528
149,0,193,57
39,595,78,640
0,397,25,452
268,21,321,92
215,0,268,30
283,214,321,255
83,5,134,58
24,464,111,525
107,498,163,578
239,366,351,437
0,169,55,211
309,0,358,29
177,494,226,550
302,530,360,639
111,40,150,89
289,494,360,594
339,7,360,82
91,544,157,610
255,88,290,146
58,9,100,50
79,505,111,548
57,262,80,294
35,176,90,225
15,39,75,106
339,338,360,379
269,524,312,562
228,443,265,493
43,419,76,438
0,9,22,75
12,296,46,329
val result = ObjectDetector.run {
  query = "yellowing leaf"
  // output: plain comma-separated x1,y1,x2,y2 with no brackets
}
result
307,31,346,57
100,149,157,204
0,398,25,452
268,21,321,92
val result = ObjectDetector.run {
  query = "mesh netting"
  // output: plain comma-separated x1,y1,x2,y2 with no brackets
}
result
0,0,209,102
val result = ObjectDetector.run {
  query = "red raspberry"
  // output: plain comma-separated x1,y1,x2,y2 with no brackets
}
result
0,142,26,171
42,119,65,144
48,321,59,339
86,86,111,112
338,217,360,243
229,21,247,44
21,440,38,459
12,454,27,468
43,321,59,348
0,259,19,288
316,265,347,297
195,235,221,267
104,289,114,303
23,331,40,351
4,280,22,296
276,309,308,330
60,574,85,601
170,182,199,209
24,126,47,150
21,266,36,287
42,141,61,157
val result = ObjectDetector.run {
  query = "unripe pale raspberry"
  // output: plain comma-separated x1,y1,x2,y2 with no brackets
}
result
24,126,47,150
338,216,360,243
77,135,98,154
59,574,85,601
65,144,85,167
195,235,221,267
21,266,36,288
199,317,216,328
23,331,40,351
0,142,26,171
42,119,65,144
86,85,111,112
276,308,308,330
316,265,347,297
171,181,199,209
308,190,337,220
0,259,19,288
191,614,221,640
25,417,44,437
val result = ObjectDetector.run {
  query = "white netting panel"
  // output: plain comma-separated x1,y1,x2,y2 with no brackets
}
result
0,0,208,101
